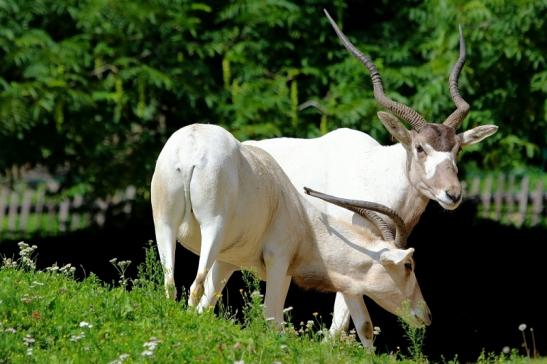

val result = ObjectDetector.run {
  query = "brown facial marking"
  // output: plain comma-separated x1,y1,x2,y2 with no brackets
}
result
417,124,458,152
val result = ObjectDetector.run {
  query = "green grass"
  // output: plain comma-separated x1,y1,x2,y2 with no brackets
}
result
1,244,545,364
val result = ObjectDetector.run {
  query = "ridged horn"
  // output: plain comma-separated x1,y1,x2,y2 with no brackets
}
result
443,25,470,129
304,187,408,248
324,9,427,131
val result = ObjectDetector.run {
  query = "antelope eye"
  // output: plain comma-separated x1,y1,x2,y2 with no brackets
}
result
404,262,413,271
416,145,424,154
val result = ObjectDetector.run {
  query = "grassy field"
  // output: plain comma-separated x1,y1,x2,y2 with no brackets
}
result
0,243,545,364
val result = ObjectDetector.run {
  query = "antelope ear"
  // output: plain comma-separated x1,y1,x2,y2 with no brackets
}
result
380,247,415,266
458,125,498,146
377,112,411,145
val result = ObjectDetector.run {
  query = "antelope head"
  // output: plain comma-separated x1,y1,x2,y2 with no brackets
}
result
325,11,498,210
304,187,431,326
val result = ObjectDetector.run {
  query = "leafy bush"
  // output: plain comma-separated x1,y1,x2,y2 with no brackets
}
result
0,0,545,197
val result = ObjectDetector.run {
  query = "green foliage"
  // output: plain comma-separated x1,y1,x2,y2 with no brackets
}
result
405,0,546,171
240,269,267,330
134,240,164,292
0,1,545,197
397,301,428,362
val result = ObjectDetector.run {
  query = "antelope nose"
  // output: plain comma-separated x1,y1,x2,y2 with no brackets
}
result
445,190,461,203
420,308,432,326
413,307,432,326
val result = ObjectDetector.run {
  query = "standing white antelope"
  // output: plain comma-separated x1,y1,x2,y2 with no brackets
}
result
243,10,498,339
151,123,431,348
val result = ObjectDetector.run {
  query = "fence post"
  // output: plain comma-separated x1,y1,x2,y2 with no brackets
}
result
19,190,33,232
517,176,529,227
7,190,19,231
123,186,136,214
58,199,70,232
494,174,504,220
94,198,109,227
505,175,516,215
469,177,481,197
45,199,56,234
0,187,8,234
481,176,493,219
33,188,46,233
0,184,143,237
531,180,544,226
70,195,84,231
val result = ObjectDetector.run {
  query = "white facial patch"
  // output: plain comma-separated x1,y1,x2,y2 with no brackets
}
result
422,145,454,180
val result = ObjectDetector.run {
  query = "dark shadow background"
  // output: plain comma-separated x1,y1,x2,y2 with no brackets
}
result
1,200,545,362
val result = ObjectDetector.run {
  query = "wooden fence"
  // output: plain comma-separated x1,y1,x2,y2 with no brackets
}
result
0,186,136,239
464,175,545,227
0,174,545,239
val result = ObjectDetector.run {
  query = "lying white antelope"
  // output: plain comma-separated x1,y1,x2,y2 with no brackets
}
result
245,10,498,337
151,123,431,347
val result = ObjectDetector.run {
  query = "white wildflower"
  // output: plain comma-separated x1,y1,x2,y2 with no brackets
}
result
373,326,381,335
119,354,130,361
502,346,511,354
118,260,131,269
519,323,527,332
26,348,33,356
143,336,161,349
17,242,37,270
109,353,130,364
46,264,60,273
23,335,35,345
2,257,17,268
111,258,132,287
70,332,86,342
60,264,76,275
79,321,93,329
141,337,161,357
283,306,293,313
250,290,263,298
5,327,16,333
348,328,356,339
144,342,158,351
